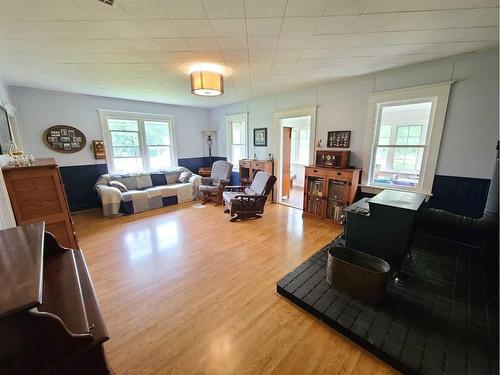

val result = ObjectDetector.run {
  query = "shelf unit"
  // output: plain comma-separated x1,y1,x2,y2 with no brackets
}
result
303,166,361,224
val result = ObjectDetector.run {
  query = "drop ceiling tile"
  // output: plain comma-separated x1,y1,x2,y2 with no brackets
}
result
249,49,275,61
0,0,89,21
118,0,169,19
138,19,181,38
248,37,279,50
285,0,330,16
73,0,130,20
173,19,213,37
222,50,249,62
154,38,192,51
186,38,220,51
209,19,246,37
194,50,224,61
274,49,303,59
363,0,412,13
202,0,245,18
246,18,282,37
349,13,396,33
277,36,310,49
101,20,148,38
280,17,320,36
217,37,248,50
323,0,370,15
244,0,286,17
0,21,109,39
313,15,358,34
406,0,498,11
99,39,164,52
160,0,206,19
384,9,499,31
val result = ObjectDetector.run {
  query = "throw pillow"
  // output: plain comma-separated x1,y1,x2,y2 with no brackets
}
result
165,172,181,184
150,173,167,186
178,171,193,183
109,180,128,193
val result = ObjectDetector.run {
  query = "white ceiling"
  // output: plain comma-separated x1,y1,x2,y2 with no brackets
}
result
0,0,498,108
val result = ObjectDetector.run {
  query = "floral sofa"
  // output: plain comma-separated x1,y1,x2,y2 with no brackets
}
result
95,167,201,216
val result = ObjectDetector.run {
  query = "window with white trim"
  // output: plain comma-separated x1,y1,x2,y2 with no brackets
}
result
363,82,454,195
226,113,248,169
99,111,177,173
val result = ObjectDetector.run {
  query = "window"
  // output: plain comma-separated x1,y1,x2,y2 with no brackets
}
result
226,113,248,169
371,102,430,188
291,127,311,165
99,110,176,173
363,82,454,195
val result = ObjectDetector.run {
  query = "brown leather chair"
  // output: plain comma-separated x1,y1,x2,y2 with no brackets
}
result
223,171,276,222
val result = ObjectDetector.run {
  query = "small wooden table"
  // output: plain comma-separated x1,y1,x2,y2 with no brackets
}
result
198,167,212,177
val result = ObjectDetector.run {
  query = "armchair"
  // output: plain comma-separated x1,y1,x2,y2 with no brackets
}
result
223,171,277,222
199,160,233,205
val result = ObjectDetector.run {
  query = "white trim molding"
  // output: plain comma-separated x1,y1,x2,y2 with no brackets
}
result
362,81,455,195
274,106,317,204
225,112,248,171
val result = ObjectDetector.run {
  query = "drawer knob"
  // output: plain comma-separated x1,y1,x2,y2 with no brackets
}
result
337,172,341,175
313,169,318,172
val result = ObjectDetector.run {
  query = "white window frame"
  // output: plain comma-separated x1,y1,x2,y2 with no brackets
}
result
362,81,454,195
98,109,177,173
226,112,248,171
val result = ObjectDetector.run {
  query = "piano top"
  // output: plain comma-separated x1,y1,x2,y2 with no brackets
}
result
0,223,45,319
369,189,427,211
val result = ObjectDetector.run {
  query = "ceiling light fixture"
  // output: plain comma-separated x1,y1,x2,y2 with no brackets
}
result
190,70,224,97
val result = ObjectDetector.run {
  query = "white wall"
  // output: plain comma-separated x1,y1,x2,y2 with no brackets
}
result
211,48,499,180
0,75,16,229
10,86,211,167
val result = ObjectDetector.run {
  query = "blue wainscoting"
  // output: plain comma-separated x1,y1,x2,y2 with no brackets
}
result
60,156,228,212
428,175,491,218
358,175,491,219
59,163,109,212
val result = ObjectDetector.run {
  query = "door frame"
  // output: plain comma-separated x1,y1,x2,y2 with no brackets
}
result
274,106,317,207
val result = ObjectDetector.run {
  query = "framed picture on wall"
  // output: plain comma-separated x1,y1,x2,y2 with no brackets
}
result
253,128,267,147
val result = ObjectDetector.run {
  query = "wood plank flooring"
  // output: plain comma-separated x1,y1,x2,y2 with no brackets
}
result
73,202,397,375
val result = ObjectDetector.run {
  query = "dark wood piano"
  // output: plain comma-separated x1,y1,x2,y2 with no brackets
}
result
0,223,110,374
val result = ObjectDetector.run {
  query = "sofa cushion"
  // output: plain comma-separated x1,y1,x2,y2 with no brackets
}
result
166,172,181,184
117,177,139,190
136,174,153,189
163,183,193,203
178,170,192,183
109,180,128,192
150,173,167,187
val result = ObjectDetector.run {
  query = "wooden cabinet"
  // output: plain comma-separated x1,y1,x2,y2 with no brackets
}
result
239,159,275,201
2,158,78,248
0,223,110,374
303,166,361,223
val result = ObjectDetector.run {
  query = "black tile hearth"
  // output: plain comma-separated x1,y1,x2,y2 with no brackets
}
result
276,235,498,375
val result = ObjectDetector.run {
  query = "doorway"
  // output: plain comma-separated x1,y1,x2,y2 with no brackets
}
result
278,116,312,209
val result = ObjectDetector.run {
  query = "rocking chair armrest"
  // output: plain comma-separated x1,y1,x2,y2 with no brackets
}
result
232,194,268,201
225,185,246,192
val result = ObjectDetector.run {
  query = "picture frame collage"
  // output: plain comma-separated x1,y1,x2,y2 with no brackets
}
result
43,125,87,153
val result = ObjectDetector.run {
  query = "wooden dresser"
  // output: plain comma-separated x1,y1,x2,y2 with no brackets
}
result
303,166,361,223
0,223,110,374
2,158,78,248
239,159,275,200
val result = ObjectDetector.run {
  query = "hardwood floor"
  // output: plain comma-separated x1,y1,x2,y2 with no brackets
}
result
73,202,397,375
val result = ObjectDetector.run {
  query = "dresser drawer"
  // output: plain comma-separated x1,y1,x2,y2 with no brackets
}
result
305,167,326,178
327,170,353,181
250,161,265,170
240,160,251,168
